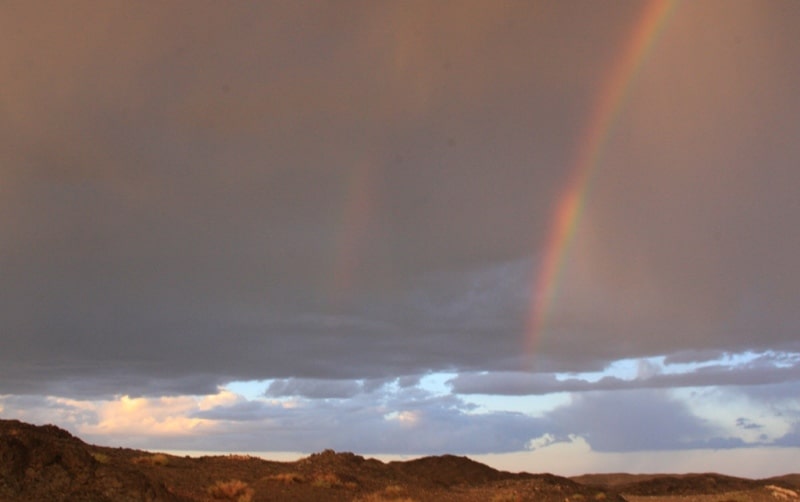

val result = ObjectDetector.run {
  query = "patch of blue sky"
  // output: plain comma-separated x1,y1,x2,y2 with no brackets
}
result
762,350,800,368
554,350,796,384
663,350,799,374
418,372,458,396
224,379,272,400
662,351,756,374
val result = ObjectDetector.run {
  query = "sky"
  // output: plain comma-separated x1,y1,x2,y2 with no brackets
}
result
2,0,800,478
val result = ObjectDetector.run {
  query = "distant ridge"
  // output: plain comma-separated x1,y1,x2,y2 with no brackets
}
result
1,418,797,501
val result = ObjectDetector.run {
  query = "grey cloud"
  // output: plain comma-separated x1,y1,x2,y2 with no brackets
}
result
546,390,722,452
734,380,800,403
691,437,750,449
735,417,763,430
664,350,730,365
0,395,99,429
0,256,539,396
1,1,800,399
404,259,533,332
265,379,364,399
191,401,283,422
397,375,422,388
773,423,800,447
449,359,800,395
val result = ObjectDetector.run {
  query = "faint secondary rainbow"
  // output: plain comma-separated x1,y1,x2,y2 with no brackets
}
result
525,0,677,355
328,156,377,310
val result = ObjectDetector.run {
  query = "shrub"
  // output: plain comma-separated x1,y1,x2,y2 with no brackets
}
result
207,479,254,502
312,472,344,488
90,452,110,464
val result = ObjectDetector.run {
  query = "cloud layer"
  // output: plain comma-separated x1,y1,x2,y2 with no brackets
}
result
2,1,799,398
2,376,797,457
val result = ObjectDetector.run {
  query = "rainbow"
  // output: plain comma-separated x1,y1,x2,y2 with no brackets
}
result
328,155,378,309
525,0,677,355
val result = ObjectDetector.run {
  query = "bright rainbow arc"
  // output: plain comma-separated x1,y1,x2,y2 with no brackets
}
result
525,0,677,356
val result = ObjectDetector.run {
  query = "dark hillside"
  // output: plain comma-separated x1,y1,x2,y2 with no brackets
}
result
2,419,795,501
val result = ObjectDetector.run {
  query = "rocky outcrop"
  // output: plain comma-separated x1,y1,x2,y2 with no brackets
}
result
0,419,177,501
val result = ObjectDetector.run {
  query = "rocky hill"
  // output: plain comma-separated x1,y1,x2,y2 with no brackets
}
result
1,418,797,501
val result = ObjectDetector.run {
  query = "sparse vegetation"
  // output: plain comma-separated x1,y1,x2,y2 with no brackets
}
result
227,453,258,461
311,472,341,488
384,484,407,496
90,451,110,464
310,472,357,489
131,453,169,466
266,471,306,484
490,490,522,502
353,483,418,501
207,479,254,502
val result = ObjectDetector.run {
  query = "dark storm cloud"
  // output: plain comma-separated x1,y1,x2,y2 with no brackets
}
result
2,1,800,397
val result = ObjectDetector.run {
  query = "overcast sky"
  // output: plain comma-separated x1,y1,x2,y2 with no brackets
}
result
2,0,799,477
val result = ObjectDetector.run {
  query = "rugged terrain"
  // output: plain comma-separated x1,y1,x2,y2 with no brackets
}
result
1,419,797,501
